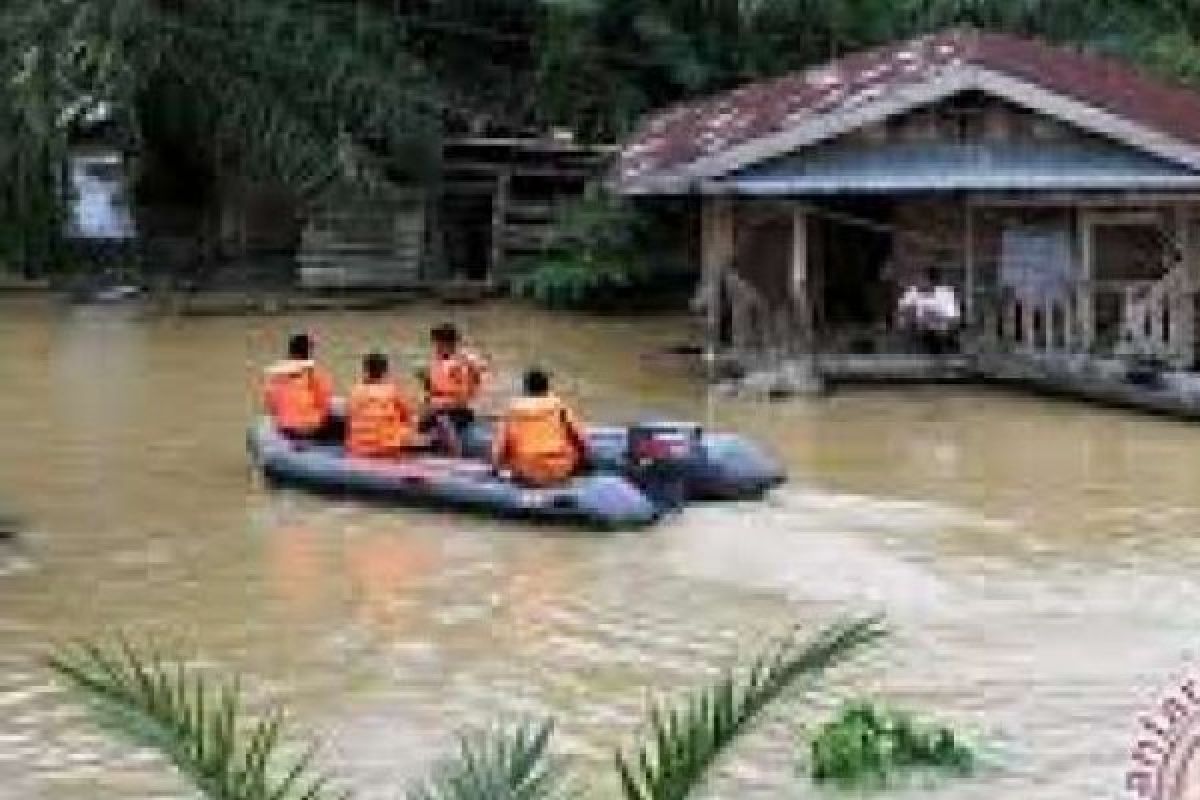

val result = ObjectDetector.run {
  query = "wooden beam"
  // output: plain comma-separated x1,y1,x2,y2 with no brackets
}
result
1084,209,1162,227
970,192,1200,208
444,162,598,179
444,136,619,155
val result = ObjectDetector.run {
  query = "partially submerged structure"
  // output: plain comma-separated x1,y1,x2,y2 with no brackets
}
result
64,109,138,272
296,137,613,291
52,133,612,295
615,29,1200,394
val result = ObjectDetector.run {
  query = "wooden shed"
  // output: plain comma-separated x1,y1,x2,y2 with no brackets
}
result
615,29,1200,389
294,137,615,290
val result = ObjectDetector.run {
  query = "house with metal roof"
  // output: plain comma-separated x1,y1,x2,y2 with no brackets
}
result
615,28,1200,395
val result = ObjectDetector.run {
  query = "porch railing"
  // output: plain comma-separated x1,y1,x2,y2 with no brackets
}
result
979,267,1193,366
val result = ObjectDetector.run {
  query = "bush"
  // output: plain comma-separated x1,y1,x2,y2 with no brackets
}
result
510,187,654,309
511,251,648,309
808,701,975,789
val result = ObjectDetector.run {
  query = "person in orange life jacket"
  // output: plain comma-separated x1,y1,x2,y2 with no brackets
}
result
492,368,587,487
417,323,487,456
346,352,419,458
263,333,338,441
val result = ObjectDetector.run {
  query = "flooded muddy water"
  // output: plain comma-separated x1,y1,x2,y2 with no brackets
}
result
2,298,1200,799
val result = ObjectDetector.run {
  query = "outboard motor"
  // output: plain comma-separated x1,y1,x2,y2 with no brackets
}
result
626,422,703,513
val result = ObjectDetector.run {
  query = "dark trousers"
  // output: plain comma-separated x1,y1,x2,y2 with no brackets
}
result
419,408,475,455
919,329,958,355
281,415,344,445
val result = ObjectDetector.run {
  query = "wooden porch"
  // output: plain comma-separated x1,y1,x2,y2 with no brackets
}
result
698,191,1200,396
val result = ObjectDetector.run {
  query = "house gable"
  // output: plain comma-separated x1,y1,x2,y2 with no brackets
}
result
617,30,1200,195
713,93,1200,194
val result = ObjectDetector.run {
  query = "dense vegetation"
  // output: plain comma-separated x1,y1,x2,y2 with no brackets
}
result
405,0,1200,141
49,615,892,799
5,0,1200,273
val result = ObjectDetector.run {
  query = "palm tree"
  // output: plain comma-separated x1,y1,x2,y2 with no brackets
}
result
48,615,885,799
0,0,440,273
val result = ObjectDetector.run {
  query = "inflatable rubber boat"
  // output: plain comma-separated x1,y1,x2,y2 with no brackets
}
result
248,415,784,528
249,418,661,528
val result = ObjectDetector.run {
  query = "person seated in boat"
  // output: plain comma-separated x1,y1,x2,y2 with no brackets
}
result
263,332,337,441
346,352,419,459
417,323,488,456
492,368,587,487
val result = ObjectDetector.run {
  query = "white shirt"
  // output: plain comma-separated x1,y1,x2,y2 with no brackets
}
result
899,286,960,329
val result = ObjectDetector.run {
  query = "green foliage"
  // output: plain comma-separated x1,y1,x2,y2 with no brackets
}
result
50,615,887,800
405,0,1200,140
511,254,647,309
615,614,887,800
406,721,572,800
0,0,440,273
8,0,1200,275
511,189,651,309
48,637,345,800
808,701,975,789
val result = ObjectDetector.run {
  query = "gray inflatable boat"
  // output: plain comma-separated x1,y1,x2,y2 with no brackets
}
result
248,418,662,529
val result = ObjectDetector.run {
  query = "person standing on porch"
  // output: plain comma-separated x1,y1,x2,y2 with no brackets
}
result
897,269,961,354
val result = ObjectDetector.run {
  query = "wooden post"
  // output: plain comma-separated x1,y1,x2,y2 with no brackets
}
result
489,170,511,282
781,202,823,394
1170,204,1192,369
963,198,976,334
1023,295,1037,352
1076,209,1095,354
701,195,734,360
1044,298,1057,351
791,205,812,357
1062,295,1076,353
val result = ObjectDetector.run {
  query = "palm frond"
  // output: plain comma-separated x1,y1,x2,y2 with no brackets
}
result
47,637,346,800
614,613,887,800
405,719,571,800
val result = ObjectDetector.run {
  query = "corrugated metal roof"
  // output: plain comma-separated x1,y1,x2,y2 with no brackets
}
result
616,29,1200,192
712,139,1200,193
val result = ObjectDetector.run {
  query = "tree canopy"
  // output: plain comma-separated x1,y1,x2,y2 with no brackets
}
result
4,0,1200,271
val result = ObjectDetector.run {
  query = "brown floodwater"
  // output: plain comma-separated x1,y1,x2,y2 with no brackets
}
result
2,297,1200,799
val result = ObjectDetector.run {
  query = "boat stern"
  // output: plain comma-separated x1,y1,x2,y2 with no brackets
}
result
695,433,786,500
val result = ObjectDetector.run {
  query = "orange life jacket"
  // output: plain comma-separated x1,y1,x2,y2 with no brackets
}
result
346,381,416,457
492,394,586,486
427,350,485,411
263,359,334,435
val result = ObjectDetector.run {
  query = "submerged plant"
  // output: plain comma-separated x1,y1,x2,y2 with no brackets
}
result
808,700,975,789
49,614,886,800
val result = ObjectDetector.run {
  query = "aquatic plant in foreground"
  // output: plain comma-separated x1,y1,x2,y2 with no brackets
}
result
808,701,975,789
49,615,885,799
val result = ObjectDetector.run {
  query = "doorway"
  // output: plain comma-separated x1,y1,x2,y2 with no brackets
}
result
440,185,493,281
813,199,895,349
